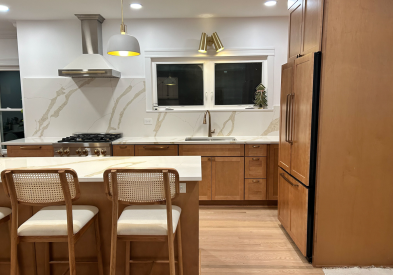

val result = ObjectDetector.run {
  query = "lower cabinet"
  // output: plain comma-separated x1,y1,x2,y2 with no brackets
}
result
245,179,267,200
112,145,135,156
7,145,54,157
212,157,245,200
278,168,308,256
267,144,279,200
199,157,212,200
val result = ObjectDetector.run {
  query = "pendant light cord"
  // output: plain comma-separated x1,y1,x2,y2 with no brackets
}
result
120,0,126,34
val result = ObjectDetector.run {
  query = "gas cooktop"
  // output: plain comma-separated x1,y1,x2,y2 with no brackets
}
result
57,133,122,143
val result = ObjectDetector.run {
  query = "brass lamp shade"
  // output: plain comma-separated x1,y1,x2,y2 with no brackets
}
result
198,33,208,53
212,32,224,52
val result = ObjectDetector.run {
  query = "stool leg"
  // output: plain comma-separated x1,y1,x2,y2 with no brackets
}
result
44,243,50,275
167,232,176,275
125,241,130,275
68,238,76,275
10,215,18,275
94,215,104,275
177,221,184,275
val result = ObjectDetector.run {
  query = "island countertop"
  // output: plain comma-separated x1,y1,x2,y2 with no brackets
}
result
0,156,202,182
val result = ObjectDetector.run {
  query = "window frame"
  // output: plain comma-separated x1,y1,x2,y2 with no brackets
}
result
145,48,275,112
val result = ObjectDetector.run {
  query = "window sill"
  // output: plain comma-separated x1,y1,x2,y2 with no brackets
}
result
146,108,273,113
0,108,22,112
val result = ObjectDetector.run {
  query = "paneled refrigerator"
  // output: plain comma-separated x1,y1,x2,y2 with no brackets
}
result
278,52,321,262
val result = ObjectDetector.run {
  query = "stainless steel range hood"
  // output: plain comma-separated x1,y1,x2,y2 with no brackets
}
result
58,14,121,78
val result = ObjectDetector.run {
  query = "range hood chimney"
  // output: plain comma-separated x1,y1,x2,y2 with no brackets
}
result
58,14,121,78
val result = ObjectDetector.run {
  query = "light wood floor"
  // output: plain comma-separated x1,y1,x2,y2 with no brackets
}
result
199,206,324,275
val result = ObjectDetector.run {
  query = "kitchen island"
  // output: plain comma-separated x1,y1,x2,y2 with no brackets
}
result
0,156,201,275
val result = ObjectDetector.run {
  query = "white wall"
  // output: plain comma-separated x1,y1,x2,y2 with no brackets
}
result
17,17,288,106
0,39,19,67
16,17,288,138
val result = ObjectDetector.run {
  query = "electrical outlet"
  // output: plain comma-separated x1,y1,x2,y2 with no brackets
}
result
179,183,187,193
144,118,153,125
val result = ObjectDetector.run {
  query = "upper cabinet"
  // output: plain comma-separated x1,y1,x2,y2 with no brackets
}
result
288,0,324,62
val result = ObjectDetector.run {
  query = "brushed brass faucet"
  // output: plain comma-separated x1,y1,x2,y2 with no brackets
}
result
203,110,215,137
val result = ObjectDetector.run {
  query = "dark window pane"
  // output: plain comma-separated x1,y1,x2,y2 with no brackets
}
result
157,64,203,106
2,111,25,148
0,71,22,108
215,63,262,105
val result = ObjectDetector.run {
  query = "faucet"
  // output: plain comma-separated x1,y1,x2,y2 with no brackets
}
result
203,110,215,137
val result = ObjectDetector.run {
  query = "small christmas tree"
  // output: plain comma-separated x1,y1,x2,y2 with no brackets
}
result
254,83,267,109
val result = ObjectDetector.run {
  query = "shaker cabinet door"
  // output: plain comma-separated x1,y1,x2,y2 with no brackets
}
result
278,169,291,230
300,0,323,55
288,1,303,61
199,157,212,200
279,62,294,172
212,157,245,200
291,53,315,186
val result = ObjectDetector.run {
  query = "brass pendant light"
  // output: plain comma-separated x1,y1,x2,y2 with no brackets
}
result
107,0,141,57
198,32,224,53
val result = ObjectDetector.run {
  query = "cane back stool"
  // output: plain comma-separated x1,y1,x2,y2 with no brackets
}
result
103,168,184,275
1,169,104,275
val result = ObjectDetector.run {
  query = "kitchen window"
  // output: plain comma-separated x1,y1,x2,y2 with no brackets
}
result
0,71,24,147
151,58,268,111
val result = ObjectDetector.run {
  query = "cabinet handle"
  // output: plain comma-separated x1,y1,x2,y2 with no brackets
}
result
285,94,290,143
280,173,299,187
20,146,42,150
119,146,128,149
288,94,295,144
142,146,170,150
252,145,260,148
252,158,260,161
252,180,260,183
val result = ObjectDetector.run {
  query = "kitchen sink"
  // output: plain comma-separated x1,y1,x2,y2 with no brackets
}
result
185,137,237,142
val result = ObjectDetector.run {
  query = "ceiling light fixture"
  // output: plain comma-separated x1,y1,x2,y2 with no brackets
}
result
198,32,224,53
264,1,277,6
107,0,141,57
130,3,142,9
0,5,9,12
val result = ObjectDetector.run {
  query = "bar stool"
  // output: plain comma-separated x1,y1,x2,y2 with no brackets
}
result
103,168,183,275
0,207,12,267
1,169,104,275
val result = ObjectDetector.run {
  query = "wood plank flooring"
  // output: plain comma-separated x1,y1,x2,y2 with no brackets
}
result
199,206,324,274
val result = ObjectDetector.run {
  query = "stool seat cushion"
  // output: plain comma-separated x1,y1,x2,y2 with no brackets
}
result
0,207,11,220
117,205,181,236
18,205,99,236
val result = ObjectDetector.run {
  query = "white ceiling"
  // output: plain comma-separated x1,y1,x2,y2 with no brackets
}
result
0,0,288,21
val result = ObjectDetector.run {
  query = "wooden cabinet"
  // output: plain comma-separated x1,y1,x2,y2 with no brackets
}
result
7,145,54,157
279,62,294,172
199,157,212,200
179,145,244,157
245,157,267,179
245,145,267,157
288,0,323,62
288,1,304,61
278,168,308,256
290,53,315,186
245,179,267,200
267,144,279,200
212,157,244,200
112,145,135,156
135,145,178,156
279,53,315,186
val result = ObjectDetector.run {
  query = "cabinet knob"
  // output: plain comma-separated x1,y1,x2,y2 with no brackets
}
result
252,180,260,183
253,145,260,148
252,158,260,161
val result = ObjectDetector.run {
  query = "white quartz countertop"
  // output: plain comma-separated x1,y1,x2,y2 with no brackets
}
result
1,136,279,146
112,136,279,145
0,156,202,182
1,137,62,145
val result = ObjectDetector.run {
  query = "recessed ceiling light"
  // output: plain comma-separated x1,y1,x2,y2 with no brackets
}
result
264,1,277,6
130,3,142,9
0,5,9,12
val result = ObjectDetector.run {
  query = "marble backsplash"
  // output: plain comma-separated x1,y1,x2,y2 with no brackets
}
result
23,78,279,138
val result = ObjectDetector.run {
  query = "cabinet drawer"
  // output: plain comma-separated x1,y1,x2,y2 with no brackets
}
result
135,145,178,156
179,145,244,157
245,145,267,156
245,179,267,200
112,145,135,156
7,145,54,157
245,157,267,178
